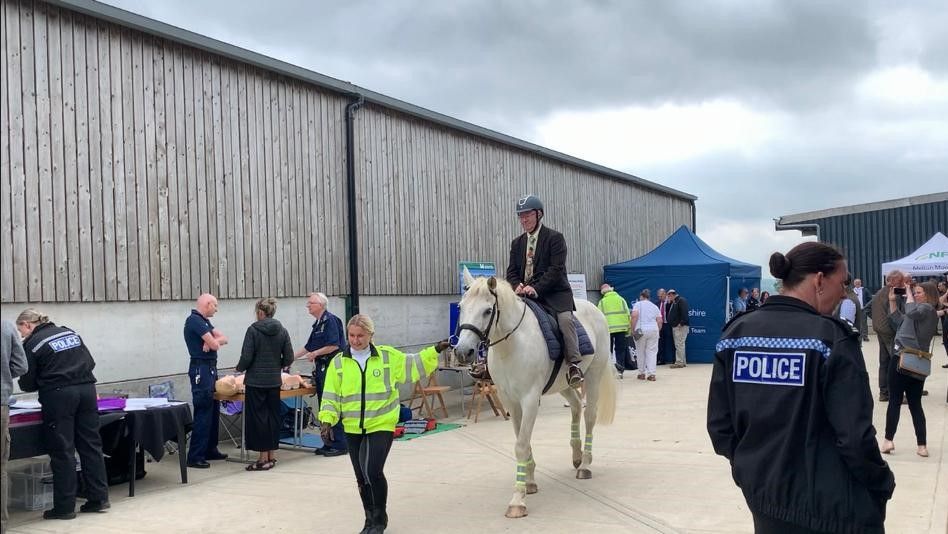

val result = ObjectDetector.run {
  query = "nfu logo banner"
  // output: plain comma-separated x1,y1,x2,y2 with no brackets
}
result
915,251,948,260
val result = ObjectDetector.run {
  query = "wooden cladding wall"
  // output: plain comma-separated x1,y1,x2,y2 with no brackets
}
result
1,0,693,303
1,0,350,302
354,105,693,295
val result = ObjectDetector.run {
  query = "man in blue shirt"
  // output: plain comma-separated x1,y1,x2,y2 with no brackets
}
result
296,292,347,456
732,288,748,317
184,293,229,468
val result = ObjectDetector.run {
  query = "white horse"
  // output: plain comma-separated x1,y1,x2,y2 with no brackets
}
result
453,272,617,518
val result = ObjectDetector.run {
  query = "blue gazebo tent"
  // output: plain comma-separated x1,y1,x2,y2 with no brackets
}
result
603,225,761,363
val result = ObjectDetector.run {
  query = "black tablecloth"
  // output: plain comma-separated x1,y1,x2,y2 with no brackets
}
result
125,404,193,461
9,403,192,462
9,411,126,461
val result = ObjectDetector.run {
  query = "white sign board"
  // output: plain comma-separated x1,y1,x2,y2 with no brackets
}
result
568,273,587,301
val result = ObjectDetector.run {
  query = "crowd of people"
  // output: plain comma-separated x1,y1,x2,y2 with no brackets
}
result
597,284,692,380
2,190,946,534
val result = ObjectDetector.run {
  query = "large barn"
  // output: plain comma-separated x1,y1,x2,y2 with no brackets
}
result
1,0,696,389
776,192,948,295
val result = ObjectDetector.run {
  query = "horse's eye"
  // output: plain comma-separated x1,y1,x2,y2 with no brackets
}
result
463,285,469,291
482,309,492,316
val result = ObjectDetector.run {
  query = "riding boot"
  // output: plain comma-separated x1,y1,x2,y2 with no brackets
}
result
358,486,374,534
367,506,387,533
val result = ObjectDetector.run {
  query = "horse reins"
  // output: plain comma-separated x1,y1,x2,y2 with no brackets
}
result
457,285,528,350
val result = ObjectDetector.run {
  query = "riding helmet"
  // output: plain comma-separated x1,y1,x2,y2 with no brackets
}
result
516,195,544,215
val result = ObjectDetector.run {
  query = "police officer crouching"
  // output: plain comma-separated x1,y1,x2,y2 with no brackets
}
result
16,309,110,520
707,243,895,534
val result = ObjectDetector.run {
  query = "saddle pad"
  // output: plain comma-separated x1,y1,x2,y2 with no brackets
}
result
524,299,594,361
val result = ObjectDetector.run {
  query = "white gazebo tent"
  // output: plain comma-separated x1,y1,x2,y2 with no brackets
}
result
881,232,948,278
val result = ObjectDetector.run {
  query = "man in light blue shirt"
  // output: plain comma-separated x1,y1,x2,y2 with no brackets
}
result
733,288,748,315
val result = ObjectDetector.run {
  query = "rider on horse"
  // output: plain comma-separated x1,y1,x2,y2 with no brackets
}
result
506,195,584,388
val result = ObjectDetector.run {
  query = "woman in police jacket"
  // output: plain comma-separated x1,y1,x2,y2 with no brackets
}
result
707,243,895,534
318,314,449,534
16,309,110,520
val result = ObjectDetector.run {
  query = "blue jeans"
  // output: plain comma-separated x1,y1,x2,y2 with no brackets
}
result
187,361,220,464
313,358,347,451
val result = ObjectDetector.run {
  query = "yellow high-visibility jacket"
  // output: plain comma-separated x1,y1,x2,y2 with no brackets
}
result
318,344,439,434
597,290,631,334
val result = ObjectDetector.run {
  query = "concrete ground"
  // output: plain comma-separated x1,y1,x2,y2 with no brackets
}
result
6,338,947,533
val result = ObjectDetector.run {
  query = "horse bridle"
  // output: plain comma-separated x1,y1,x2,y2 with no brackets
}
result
456,284,528,350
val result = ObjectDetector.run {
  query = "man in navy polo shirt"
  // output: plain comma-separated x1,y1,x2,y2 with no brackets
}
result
184,293,229,468
295,292,347,456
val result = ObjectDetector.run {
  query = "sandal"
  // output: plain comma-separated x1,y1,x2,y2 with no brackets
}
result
245,461,273,471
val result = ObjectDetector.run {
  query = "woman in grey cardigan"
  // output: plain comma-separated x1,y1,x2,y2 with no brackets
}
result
881,281,943,458
236,298,294,471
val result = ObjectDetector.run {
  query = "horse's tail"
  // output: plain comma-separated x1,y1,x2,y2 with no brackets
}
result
596,361,617,425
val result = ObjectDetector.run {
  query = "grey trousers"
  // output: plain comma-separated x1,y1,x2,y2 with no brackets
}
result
2,404,9,528
556,311,581,364
672,325,689,364
878,332,895,396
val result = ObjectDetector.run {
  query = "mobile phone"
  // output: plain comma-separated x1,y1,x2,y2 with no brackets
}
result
894,287,906,295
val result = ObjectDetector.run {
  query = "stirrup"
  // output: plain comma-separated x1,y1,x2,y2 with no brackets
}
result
567,364,584,388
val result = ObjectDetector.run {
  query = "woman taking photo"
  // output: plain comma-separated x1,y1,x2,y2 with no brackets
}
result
708,242,894,533
318,314,449,534
881,281,943,457
236,297,294,471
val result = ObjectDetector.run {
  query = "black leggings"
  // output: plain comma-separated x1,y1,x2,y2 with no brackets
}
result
346,431,394,509
884,357,926,445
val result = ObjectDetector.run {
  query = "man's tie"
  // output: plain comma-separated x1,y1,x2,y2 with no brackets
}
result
524,233,538,282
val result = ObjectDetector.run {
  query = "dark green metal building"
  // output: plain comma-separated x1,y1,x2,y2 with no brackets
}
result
776,192,948,295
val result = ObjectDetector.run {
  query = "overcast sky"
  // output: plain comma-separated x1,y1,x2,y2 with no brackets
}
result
104,0,948,276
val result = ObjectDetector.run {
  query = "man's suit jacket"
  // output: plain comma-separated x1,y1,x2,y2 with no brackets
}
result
506,225,575,313
666,296,690,327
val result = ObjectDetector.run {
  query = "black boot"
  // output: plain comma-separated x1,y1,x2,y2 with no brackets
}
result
358,486,373,534
367,507,387,533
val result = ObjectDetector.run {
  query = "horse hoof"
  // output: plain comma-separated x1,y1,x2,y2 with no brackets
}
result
572,459,581,468
505,505,528,518
576,468,592,479
526,483,538,494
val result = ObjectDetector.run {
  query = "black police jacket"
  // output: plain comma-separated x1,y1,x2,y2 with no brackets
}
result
707,295,894,534
19,322,97,392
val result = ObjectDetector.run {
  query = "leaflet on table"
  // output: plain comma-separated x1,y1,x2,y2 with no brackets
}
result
10,399,42,409
124,397,170,411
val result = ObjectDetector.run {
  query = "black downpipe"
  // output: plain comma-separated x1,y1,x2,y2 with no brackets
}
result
345,94,365,318
691,202,697,232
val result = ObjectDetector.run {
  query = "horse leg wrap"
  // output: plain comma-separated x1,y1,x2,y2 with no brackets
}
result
584,434,593,453
515,461,527,489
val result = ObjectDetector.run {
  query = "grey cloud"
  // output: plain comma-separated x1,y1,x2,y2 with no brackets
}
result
105,0,892,121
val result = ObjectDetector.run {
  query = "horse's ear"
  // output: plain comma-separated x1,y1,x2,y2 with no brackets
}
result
462,267,476,288
488,276,497,290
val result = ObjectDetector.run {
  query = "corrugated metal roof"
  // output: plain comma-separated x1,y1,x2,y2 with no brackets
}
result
775,195,948,294
778,192,948,224
45,0,697,202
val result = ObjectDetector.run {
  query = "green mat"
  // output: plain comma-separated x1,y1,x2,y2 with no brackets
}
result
396,422,464,441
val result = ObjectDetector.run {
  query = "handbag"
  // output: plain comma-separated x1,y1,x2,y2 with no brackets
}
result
897,346,932,380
